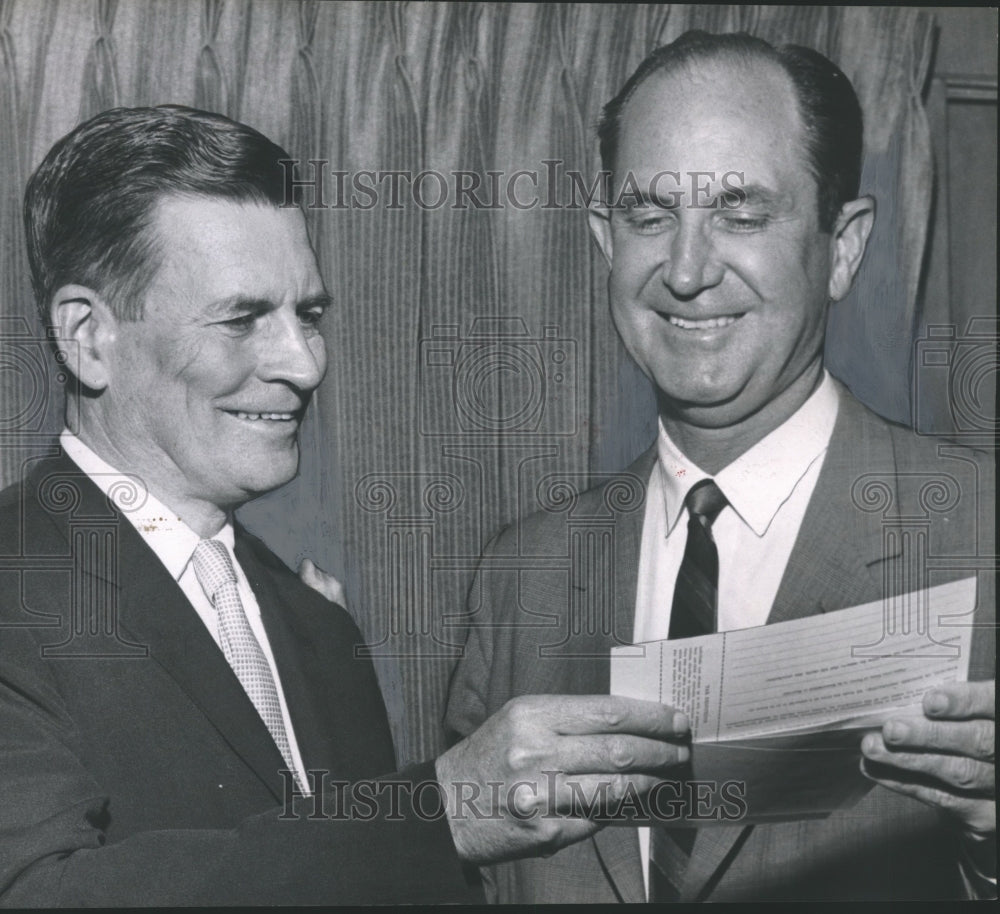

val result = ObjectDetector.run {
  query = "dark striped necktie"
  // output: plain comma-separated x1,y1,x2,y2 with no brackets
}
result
668,479,728,639
650,479,727,902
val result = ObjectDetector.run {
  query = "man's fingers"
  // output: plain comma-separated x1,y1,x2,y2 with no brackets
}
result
546,772,663,816
439,694,695,864
863,694,998,836
298,558,324,591
862,733,995,792
506,695,688,739
297,558,346,605
861,763,996,835
880,717,994,762
924,680,995,721
548,734,690,775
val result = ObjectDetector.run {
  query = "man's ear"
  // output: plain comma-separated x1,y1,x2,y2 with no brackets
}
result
49,285,118,392
587,203,614,268
828,196,875,302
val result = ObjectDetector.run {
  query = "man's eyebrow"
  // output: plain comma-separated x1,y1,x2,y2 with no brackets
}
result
206,296,272,318
208,293,333,316
618,189,681,212
727,184,791,208
297,292,334,311
617,184,790,211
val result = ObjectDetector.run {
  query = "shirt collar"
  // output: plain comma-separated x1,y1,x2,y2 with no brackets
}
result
59,430,235,582
656,372,840,537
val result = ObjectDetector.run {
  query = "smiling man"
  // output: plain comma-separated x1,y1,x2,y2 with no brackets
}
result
57,196,330,538
446,31,996,902
0,105,691,905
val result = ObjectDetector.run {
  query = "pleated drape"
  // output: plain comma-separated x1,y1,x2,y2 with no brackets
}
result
0,1,938,764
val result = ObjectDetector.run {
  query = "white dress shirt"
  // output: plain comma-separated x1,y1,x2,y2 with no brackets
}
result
632,372,840,894
60,430,311,794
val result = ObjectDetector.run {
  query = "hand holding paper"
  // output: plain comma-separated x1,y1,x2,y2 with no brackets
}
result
861,679,995,836
611,577,979,826
437,694,690,863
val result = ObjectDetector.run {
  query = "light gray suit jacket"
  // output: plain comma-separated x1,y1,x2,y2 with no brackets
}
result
445,387,995,902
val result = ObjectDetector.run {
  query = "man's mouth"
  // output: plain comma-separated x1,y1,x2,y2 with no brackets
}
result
226,410,302,422
665,313,743,330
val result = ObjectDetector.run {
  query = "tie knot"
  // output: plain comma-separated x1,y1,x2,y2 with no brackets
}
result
191,538,237,600
685,479,727,527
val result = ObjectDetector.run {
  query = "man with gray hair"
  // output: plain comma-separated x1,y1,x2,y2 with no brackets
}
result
0,104,691,904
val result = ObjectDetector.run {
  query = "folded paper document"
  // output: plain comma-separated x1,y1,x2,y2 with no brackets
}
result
610,577,977,825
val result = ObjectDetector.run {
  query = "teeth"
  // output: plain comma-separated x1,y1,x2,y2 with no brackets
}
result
667,315,739,330
234,412,295,421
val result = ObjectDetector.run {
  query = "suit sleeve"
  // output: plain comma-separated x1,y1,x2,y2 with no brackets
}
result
0,624,481,906
444,529,508,743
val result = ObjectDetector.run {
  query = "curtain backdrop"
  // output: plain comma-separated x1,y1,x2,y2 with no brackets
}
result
0,1,938,765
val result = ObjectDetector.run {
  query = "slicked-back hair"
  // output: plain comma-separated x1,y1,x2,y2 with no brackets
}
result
25,104,296,322
596,30,863,232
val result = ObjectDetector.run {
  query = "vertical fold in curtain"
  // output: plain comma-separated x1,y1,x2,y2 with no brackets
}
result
824,7,934,424
80,0,119,119
304,0,429,759
195,0,227,114
290,0,322,252
399,1,502,763
364,0,433,766
897,19,935,372
0,0,32,490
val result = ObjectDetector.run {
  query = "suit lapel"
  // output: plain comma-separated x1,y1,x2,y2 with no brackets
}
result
558,447,757,904
611,449,655,650
679,389,903,902
119,540,290,801
234,533,337,776
581,449,654,903
769,387,900,623
592,827,647,903
28,454,289,802
235,529,398,781
678,824,754,902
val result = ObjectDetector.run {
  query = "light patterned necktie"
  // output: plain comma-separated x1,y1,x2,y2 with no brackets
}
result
191,538,298,783
651,479,728,902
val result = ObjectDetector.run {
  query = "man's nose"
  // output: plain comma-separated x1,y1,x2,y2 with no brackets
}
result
661,220,724,298
259,312,327,391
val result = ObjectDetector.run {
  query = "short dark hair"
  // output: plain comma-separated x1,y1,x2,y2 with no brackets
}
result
24,105,295,321
597,30,863,232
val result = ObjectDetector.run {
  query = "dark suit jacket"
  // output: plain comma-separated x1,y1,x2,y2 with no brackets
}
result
0,452,480,905
445,387,996,902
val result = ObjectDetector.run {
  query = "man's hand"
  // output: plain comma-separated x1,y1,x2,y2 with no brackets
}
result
861,680,995,836
435,694,689,864
298,558,347,607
